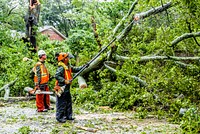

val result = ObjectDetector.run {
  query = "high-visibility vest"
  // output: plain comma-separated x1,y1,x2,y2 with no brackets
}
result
55,62,72,86
34,61,49,85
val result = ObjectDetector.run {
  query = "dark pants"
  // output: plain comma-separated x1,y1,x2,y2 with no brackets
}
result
56,85,72,121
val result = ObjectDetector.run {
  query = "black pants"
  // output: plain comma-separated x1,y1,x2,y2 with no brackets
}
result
56,87,72,121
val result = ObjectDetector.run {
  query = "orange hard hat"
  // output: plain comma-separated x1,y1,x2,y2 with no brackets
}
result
57,52,74,62
57,52,68,62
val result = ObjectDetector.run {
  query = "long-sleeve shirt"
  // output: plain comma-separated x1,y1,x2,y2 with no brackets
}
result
55,65,83,87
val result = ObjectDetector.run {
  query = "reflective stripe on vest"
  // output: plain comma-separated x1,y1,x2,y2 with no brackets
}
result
55,62,72,86
34,62,49,85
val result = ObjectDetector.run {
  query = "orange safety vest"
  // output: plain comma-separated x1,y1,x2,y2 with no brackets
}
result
55,62,72,86
34,61,49,85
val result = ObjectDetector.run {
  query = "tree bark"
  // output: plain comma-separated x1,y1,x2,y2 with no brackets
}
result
78,76,87,89
134,2,172,20
115,55,200,62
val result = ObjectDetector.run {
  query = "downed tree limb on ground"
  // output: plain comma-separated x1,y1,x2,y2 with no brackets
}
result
0,78,18,101
104,61,147,87
174,61,195,68
0,96,35,102
171,32,200,47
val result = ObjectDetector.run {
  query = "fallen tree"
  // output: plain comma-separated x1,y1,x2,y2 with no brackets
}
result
78,1,173,86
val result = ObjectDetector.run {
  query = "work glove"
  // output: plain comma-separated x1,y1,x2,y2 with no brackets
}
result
65,80,70,84
33,85,41,94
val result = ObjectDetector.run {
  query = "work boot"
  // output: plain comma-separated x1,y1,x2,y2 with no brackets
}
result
47,107,54,110
66,117,75,120
57,118,66,123
37,109,48,112
67,118,74,120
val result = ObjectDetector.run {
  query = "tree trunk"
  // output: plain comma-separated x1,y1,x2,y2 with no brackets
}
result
78,76,87,89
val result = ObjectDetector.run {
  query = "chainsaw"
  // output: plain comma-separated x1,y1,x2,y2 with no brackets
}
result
24,87,54,95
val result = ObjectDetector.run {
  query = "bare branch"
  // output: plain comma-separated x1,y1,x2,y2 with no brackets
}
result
134,2,172,20
115,55,200,62
104,61,147,87
171,32,200,47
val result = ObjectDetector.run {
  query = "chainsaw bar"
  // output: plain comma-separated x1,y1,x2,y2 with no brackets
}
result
34,90,54,95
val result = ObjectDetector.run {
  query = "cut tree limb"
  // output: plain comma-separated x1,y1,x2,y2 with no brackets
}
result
0,78,18,101
78,76,87,89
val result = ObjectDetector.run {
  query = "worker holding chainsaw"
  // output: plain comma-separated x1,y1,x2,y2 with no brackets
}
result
33,50,53,112
54,52,85,123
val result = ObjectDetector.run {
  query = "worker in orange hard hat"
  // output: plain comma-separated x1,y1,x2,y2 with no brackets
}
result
54,52,83,123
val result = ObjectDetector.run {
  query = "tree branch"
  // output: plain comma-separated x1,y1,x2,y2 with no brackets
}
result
115,55,200,62
104,61,147,87
134,2,172,20
171,32,200,47
112,0,138,36
117,2,172,41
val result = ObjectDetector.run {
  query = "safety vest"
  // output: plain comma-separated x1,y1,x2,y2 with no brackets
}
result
55,62,72,86
34,61,49,85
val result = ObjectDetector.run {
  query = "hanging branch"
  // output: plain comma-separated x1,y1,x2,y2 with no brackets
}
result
91,16,102,48
104,61,147,87
171,32,200,47
112,0,138,36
